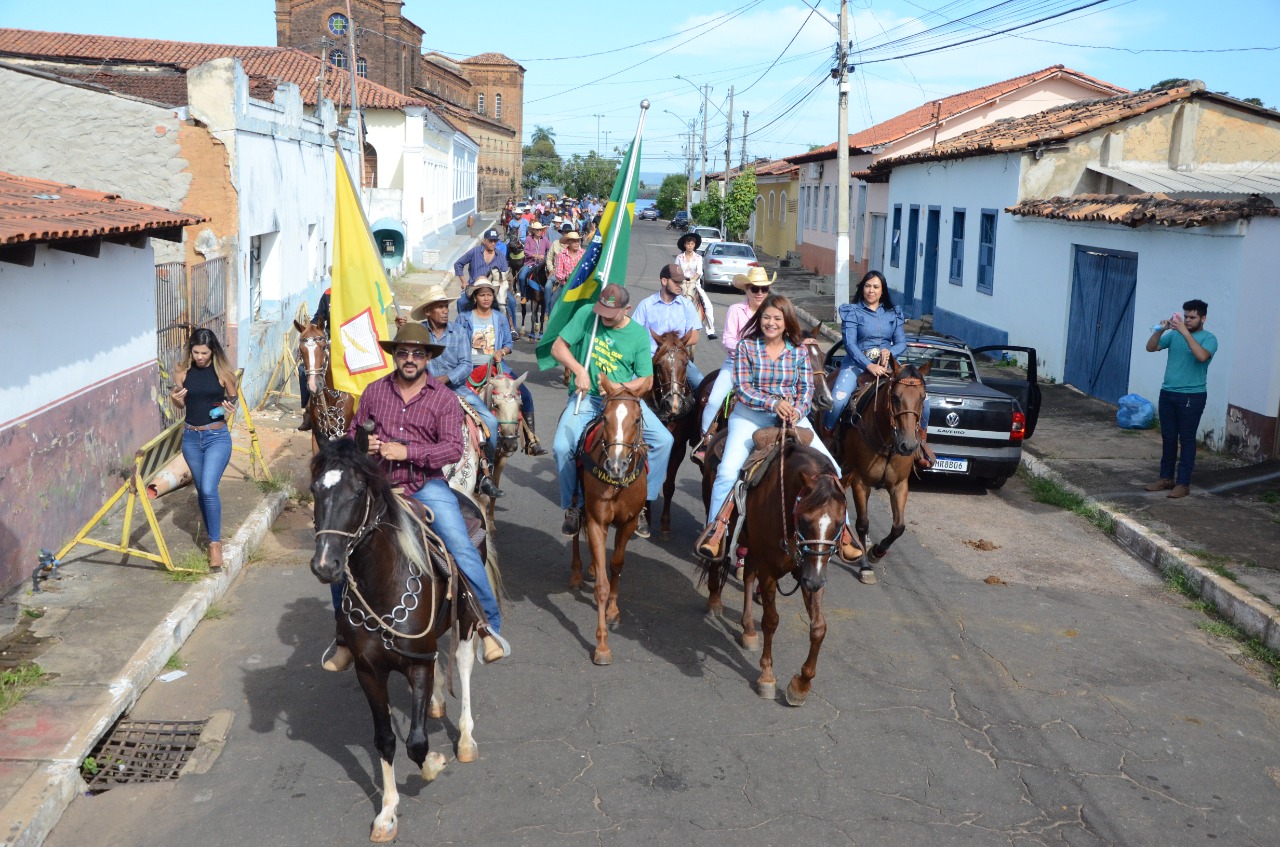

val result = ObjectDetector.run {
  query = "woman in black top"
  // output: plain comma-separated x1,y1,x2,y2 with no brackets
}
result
169,328,237,568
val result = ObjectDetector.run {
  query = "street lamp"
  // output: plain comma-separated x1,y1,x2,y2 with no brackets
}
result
664,109,694,215
592,113,604,154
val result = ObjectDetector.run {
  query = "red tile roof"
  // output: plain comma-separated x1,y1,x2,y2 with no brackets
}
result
48,68,278,107
461,52,524,70
0,28,425,109
871,84,1203,172
705,158,799,181
1007,193,1280,228
0,171,205,245
788,65,1125,164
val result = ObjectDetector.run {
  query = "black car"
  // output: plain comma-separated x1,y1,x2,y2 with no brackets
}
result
826,333,1040,488
667,210,691,229
637,207,659,221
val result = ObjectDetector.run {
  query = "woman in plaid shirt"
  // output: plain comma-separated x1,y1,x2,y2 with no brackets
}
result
701,294,858,561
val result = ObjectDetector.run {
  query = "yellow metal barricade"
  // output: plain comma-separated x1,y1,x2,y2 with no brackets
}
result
257,300,310,410
229,369,270,482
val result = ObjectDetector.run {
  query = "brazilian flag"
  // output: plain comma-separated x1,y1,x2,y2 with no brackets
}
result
536,104,648,370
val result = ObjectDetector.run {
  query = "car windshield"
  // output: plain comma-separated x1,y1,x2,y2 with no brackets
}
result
901,344,976,380
710,244,756,259
695,228,720,238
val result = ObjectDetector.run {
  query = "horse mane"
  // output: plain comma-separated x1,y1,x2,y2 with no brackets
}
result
786,444,845,504
653,331,688,352
311,438,429,573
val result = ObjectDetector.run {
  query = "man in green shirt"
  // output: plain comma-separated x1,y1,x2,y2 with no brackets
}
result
1144,298,1218,499
550,284,673,538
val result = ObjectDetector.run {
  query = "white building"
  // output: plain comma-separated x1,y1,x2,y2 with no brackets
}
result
872,82,1280,458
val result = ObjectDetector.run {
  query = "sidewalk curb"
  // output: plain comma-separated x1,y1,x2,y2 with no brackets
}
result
794,305,841,343
3,489,291,847
1019,452,1280,654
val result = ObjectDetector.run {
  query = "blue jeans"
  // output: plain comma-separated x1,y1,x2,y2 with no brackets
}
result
458,387,498,449
552,393,673,509
1159,390,1207,486
686,361,705,392
707,406,840,520
823,361,863,431
700,360,735,434
413,478,501,633
181,426,233,542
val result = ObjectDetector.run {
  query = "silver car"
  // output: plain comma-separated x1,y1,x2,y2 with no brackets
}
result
702,242,759,290
692,226,723,255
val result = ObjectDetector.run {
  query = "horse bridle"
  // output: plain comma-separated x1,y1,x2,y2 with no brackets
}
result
300,334,329,381
592,395,648,483
769,423,842,593
653,347,693,421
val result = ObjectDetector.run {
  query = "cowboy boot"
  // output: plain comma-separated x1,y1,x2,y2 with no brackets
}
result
322,633,353,672
208,541,224,569
297,406,313,432
522,413,549,456
916,430,937,470
837,525,863,562
695,499,735,561
478,442,505,498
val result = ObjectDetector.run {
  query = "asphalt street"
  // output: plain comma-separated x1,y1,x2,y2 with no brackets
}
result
44,221,1280,847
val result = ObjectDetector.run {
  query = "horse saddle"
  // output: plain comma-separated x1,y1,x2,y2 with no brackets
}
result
845,372,882,425
394,487,488,560
706,426,814,490
456,394,491,443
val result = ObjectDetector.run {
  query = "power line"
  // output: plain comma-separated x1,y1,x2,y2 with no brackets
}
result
735,4,819,97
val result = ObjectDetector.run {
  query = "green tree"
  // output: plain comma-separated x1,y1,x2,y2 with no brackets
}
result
523,124,562,194
722,168,757,240
655,174,687,219
691,181,722,227
560,151,620,200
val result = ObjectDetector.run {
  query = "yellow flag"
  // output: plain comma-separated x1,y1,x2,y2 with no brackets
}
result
329,150,395,395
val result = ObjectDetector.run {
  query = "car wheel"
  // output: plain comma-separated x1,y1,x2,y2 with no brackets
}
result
980,475,1009,490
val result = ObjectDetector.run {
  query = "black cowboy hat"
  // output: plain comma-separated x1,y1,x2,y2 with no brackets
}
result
677,230,701,251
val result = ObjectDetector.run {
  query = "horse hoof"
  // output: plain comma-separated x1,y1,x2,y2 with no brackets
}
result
370,818,398,843
858,566,878,585
757,681,776,700
456,740,478,763
428,700,446,719
785,678,809,707
740,633,759,651
569,575,583,590
705,604,723,621
868,547,887,564
593,649,613,666
660,530,672,542
421,751,447,782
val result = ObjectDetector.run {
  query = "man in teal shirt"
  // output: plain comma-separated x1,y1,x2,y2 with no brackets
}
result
550,284,673,538
1144,299,1217,498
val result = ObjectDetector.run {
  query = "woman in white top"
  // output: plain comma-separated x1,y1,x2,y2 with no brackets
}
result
692,265,773,463
675,232,715,338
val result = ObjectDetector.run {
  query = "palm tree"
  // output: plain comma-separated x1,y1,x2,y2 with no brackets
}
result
530,125,556,146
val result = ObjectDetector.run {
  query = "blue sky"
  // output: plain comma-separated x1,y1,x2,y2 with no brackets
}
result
4,1,1277,175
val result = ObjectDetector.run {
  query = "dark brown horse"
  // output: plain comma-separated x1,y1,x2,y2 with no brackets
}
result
295,319,356,453
570,377,649,666
518,261,551,341
309,435,492,842
834,358,931,583
700,435,847,706
648,330,699,541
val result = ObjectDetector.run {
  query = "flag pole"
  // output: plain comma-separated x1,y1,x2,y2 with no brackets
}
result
574,314,600,414
596,100,649,284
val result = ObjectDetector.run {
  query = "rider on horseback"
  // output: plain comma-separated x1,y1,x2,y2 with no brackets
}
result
631,264,705,391
517,222,551,333
550,284,674,541
325,322,511,671
549,230,584,317
675,231,716,339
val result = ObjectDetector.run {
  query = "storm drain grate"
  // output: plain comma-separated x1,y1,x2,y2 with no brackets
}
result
84,718,208,793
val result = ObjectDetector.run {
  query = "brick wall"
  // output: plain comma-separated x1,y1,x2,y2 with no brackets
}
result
276,0,422,94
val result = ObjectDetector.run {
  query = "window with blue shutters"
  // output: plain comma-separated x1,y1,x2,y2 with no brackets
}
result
949,209,965,285
890,204,902,267
977,209,997,294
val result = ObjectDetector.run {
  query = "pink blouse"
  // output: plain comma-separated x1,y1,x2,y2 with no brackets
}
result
721,301,754,358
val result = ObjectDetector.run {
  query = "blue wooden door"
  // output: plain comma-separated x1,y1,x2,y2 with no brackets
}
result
902,206,920,315
1064,247,1138,404
921,207,941,317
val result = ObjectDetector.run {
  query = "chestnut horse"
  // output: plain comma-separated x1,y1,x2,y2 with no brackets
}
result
295,319,355,452
834,358,931,584
569,377,649,666
648,330,699,541
309,434,495,842
700,434,847,706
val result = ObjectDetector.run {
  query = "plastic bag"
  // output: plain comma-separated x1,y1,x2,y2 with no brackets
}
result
1117,393,1155,429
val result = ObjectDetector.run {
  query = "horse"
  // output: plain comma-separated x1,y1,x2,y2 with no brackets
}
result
699,433,847,706
833,358,931,584
569,377,649,666
309,433,497,842
518,261,551,341
475,365,528,524
295,319,355,452
648,330,699,541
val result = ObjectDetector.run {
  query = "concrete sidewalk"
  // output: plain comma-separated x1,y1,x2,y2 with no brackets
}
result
765,258,1280,653
0,416,313,847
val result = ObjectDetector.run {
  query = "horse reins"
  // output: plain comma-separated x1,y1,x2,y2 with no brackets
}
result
653,346,693,421
775,421,840,593
301,335,350,438
583,395,648,488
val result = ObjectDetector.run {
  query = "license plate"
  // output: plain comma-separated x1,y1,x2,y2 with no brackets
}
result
931,457,969,473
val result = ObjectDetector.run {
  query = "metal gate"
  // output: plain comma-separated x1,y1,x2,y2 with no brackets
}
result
156,257,229,422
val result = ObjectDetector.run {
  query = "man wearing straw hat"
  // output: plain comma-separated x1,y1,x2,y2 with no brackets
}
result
549,284,673,539
549,228,585,317
332,321,511,668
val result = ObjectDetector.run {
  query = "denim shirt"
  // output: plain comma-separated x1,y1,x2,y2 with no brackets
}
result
837,301,906,370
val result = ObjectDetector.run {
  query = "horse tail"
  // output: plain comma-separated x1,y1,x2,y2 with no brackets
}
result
482,521,506,609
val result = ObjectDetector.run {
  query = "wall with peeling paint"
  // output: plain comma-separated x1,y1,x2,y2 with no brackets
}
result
0,242,163,591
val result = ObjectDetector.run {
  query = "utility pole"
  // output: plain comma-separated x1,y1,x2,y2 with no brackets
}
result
592,114,604,153
722,84,734,237
834,0,851,308
699,83,710,202
687,120,696,216
345,0,363,189
740,111,749,169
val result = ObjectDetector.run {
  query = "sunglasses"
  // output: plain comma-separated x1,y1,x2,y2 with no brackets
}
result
748,285,770,294
395,348,429,361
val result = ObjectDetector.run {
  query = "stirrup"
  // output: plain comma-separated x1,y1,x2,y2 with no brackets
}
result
479,631,511,664
321,640,353,672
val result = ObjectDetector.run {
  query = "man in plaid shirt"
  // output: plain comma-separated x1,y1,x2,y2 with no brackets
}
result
327,322,511,669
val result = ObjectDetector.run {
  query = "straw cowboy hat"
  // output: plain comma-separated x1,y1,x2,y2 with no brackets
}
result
377,321,445,357
529,221,546,231
732,266,777,290
563,230,582,241
408,284,452,321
